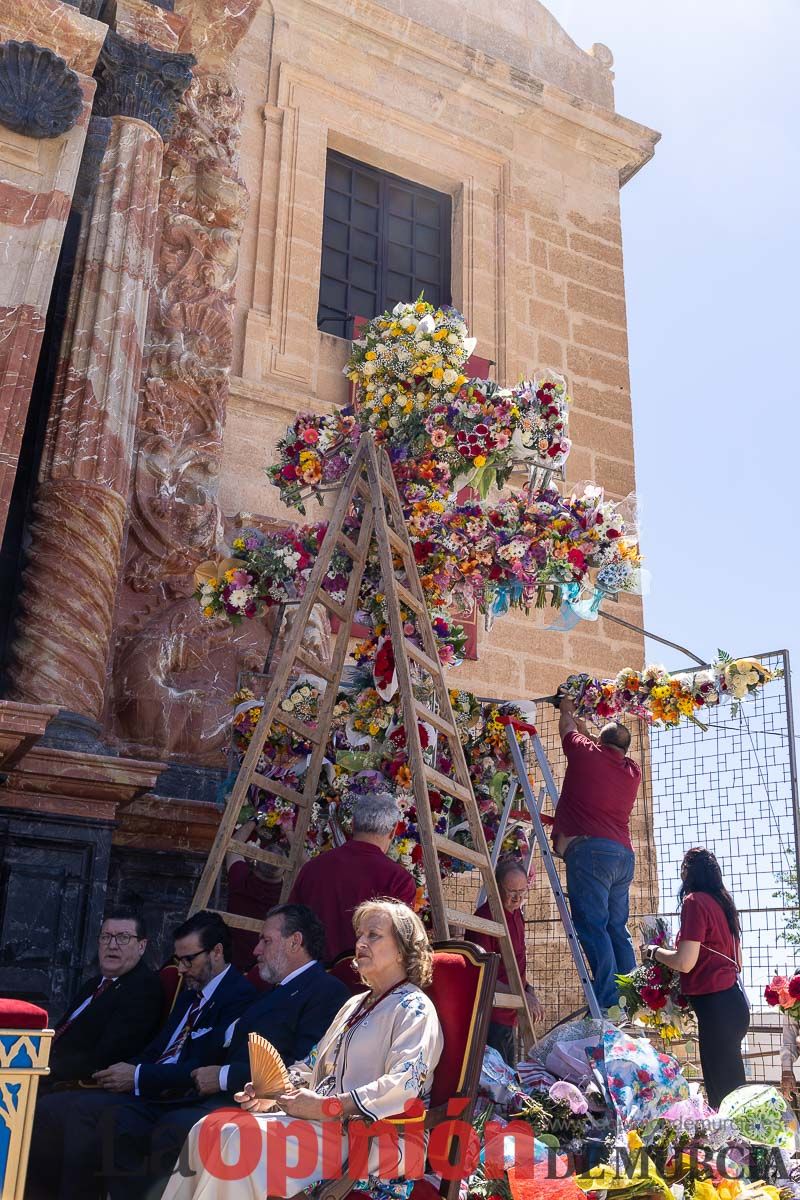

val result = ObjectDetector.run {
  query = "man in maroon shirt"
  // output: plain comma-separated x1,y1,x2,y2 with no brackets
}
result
553,696,642,1012
472,857,544,1066
288,792,417,964
226,818,283,971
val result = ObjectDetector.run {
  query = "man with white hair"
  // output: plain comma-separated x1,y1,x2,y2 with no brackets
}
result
288,791,416,963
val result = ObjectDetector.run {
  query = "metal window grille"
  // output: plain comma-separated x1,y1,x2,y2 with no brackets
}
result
317,150,452,338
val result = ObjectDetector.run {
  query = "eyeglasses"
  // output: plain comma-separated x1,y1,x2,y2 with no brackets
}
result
99,932,138,947
173,949,210,969
503,889,528,900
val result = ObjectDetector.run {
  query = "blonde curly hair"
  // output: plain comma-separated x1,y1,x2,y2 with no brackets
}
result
352,898,433,988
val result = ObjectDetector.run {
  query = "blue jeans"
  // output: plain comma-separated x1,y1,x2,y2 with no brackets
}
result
564,837,636,1011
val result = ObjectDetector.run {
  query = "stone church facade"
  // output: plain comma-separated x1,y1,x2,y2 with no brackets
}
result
0,0,659,1008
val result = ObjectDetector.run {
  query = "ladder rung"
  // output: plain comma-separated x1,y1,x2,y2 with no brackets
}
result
445,907,504,937
235,841,290,871
293,646,334,681
424,765,471,804
432,833,488,869
252,773,309,806
208,910,263,933
336,532,359,559
386,526,412,559
317,590,347,621
377,474,395,500
415,701,457,739
395,582,425,615
493,993,525,1009
273,710,322,744
355,477,371,501
404,640,440,676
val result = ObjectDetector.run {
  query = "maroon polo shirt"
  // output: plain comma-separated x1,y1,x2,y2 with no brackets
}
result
678,891,740,995
288,839,417,963
472,901,527,1027
552,731,641,852
226,859,282,971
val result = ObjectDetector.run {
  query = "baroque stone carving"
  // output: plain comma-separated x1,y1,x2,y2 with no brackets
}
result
93,30,195,140
111,3,265,765
0,40,83,139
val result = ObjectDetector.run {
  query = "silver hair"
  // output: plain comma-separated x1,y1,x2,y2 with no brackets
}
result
352,792,401,836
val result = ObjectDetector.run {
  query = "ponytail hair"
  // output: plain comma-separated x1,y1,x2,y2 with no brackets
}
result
679,846,741,940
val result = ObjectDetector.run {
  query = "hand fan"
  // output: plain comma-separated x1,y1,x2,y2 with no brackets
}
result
248,1032,291,1098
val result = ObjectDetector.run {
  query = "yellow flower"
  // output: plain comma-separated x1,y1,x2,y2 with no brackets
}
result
203,606,214,617
627,1130,643,1151
431,367,444,381
365,350,377,360
232,538,245,551
473,455,487,467
432,329,448,341
368,723,380,735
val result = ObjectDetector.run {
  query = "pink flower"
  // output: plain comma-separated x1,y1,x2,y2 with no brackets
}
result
431,429,447,447
302,427,319,444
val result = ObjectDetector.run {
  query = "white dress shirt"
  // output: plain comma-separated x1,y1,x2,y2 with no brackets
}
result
217,960,316,1092
134,965,230,1094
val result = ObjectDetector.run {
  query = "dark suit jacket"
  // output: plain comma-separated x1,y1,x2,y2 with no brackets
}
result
135,965,255,1100
222,961,349,1095
48,959,162,1083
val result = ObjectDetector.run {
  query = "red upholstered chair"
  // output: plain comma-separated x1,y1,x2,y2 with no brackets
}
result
314,940,499,1200
0,999,48,1029
328,951,368,996
158,963,183,1022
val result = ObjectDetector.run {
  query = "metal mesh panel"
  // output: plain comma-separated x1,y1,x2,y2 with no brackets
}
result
502,650,798,1081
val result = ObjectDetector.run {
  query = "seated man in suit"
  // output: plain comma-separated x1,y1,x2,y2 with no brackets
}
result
45,908,162,1087
27,910,255,1200
289,791,417,963
102,904,349,1199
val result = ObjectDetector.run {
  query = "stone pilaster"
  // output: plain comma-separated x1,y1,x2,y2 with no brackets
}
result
5,28,194,721
0,2,106,544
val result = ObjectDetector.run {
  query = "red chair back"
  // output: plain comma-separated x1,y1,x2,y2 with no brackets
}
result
327,952,368,996
423,944,495,1110
158,964,183,1023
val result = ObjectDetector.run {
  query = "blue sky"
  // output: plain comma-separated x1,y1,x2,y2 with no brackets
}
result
545,0,800,695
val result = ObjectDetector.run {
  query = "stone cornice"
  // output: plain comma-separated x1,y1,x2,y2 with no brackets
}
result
0,746,166,821
93,28,195,138
275,0,660,182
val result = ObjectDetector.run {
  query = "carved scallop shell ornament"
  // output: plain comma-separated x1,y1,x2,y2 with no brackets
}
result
0,40,83,139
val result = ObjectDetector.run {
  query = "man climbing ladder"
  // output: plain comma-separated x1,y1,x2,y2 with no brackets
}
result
552,695,642,1013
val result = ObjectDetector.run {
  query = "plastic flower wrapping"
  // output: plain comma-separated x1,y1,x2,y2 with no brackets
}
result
615,919,694,1042
717,1086,799,1152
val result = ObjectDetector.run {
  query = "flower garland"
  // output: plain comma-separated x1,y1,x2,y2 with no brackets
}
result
558,654,781,729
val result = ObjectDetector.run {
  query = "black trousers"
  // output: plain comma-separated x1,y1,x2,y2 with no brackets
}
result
25,1088,224,1200
689,982,750,1109
486,1020,517,1068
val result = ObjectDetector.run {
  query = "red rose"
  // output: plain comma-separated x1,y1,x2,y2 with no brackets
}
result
764,985,780,1006
789,975,800,1000
281,464,297,480
411,844,424,864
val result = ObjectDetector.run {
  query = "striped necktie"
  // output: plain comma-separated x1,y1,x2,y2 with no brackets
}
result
53,977,114,1040
156,992,204,1063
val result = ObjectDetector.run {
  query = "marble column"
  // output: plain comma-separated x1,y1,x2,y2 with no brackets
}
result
0,2,107,544
6,30,194,721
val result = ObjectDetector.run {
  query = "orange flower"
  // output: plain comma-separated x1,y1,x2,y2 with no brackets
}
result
396,764,412,788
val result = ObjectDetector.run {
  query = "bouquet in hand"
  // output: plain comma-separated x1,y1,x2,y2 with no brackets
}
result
616,918,694,1042
764,972,800,1019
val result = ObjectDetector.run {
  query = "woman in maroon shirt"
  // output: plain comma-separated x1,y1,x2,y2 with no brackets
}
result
644,846,749,1108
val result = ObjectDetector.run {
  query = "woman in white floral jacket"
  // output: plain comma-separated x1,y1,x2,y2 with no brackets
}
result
163,899,443,1199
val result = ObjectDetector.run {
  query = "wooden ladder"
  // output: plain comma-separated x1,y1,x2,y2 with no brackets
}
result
190,434,535,1046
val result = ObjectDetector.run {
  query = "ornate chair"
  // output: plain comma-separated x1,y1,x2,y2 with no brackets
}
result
315,939,499,1200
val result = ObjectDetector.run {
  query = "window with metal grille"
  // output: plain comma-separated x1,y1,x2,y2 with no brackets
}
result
317,151,452,338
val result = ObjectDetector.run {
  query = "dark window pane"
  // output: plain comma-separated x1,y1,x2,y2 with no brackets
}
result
354,172,379,205
352,199,379,232
415,251,440,283
321,247,348,279
415,195,440,228
388,215,413,245
351,230,378,261
423,283,442,308
318,306,350,336
387,271,413,301
350,287,378,317
388,243,412,273
416,224,439,255
324,190,350,222
326,159,351,194
351,259,378,291
324,218,349,253
388,187,413,218
319,277,348,312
